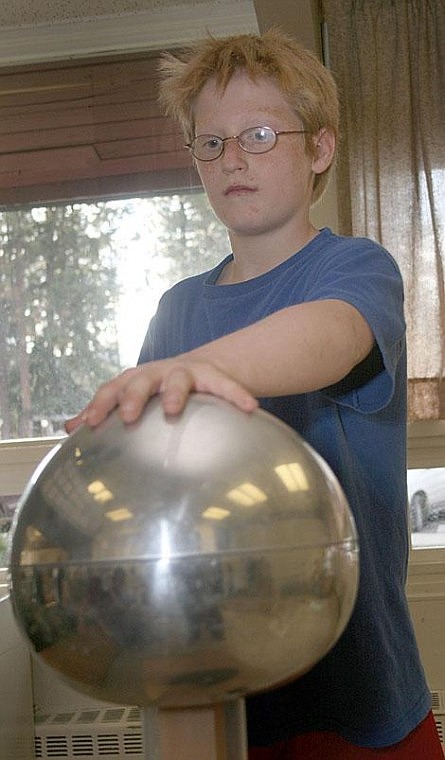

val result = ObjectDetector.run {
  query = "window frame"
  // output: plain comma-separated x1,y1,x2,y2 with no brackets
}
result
2,421,445,577
407,420,445,575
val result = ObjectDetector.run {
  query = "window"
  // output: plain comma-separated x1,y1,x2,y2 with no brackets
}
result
408,421,445,552
0,190,231,575
0,193,229,439
408,469,445,547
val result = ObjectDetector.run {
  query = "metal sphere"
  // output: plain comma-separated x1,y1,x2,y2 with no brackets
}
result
9,394,358,708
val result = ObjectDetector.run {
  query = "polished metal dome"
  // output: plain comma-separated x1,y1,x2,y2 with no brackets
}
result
9,393,358,708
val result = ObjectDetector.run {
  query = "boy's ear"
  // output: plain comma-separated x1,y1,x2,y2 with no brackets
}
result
312,128,336,174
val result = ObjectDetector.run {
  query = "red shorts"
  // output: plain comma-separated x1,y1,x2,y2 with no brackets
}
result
248,711,444,759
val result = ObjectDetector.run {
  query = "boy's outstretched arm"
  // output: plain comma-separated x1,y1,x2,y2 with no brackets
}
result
65,298,373,432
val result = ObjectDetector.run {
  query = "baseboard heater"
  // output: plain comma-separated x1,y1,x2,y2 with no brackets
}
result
34,694,445,759
34,705,143,758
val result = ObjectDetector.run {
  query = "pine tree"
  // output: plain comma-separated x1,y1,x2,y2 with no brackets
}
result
0,203,123,438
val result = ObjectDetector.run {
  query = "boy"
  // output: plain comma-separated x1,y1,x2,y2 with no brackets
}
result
67,29,444,759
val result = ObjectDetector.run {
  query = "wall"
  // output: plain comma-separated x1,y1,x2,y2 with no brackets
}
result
0,599,35,760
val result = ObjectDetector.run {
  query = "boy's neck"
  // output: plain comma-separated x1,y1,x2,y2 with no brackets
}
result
219,224,319,284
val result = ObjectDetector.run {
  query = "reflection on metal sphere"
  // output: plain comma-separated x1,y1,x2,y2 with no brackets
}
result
9,394,358,708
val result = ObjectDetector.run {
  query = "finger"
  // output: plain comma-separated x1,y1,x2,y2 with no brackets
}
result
85,367,141,426
222,383,259,413
159,364,259,417
179,362,259,414
160,367,196,416
116,367,165,422
64,410,88,434
197,372,258,413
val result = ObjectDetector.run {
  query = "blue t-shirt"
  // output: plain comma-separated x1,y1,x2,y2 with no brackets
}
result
138,228,431,748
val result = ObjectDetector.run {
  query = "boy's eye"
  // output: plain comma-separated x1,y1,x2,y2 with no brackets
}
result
239,127,276,151
251,127,271,142
205,137,222,150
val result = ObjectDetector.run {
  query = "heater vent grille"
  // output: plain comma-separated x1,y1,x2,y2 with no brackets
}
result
34,707,144,759
431,689,445,711
124,733,144,753
34,699,445,758
434,715,444,746
45,736,69,755
72,735,94,754
35,736,42,758
430,692,445,752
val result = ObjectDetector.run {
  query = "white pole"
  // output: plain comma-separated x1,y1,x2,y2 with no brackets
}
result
142,699,248,759
142,706,162,759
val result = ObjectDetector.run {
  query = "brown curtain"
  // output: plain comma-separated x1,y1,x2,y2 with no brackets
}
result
0,52,200,208
322,0,445,420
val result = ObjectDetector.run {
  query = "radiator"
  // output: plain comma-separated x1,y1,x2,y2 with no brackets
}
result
34,705,144,759
34,695,445,759
432,689,445,749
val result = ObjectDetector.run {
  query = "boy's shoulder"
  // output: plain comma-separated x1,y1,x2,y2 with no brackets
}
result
313,228,402,276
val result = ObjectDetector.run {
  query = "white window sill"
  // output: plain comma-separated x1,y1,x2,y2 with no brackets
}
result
1,420,445,577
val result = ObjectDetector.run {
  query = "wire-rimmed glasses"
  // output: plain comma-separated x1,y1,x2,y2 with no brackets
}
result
186,125,309,161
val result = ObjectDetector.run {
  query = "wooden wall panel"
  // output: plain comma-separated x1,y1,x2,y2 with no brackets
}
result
0,53,200,207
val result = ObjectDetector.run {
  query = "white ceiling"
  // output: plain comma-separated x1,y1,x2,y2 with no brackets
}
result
0,0,230,27
0,0,259,66
0,1,320,86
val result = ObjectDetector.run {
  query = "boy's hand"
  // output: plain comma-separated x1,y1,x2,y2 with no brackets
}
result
64,358,258,433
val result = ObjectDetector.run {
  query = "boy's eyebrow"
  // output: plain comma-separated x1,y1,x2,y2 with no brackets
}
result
195,107,301,132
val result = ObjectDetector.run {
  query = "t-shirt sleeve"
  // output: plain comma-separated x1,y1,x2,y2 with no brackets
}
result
302,239,406,414
137,273,210,365
137,324,153,364
137,283,189,364
137,297,167,364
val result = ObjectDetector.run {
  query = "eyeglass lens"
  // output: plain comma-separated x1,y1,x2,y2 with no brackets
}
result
191,126,277,161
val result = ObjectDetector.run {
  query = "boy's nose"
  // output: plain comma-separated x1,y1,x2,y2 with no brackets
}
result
220,138,248,170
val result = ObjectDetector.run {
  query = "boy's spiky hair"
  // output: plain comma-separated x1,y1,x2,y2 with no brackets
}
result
157,28,339,202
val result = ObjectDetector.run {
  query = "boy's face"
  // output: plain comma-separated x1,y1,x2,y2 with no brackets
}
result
192,70,331,249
